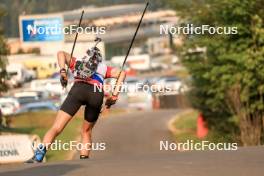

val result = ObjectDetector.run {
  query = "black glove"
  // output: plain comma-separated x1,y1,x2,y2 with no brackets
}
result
60,68,68,88
105,95,118,109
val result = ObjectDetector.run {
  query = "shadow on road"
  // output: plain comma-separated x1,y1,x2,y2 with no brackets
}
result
0,163,81,176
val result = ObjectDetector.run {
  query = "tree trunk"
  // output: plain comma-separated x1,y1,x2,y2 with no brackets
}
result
227,85,262,146
239,112,262,146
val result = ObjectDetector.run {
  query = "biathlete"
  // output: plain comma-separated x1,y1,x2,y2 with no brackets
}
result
29,42,126,162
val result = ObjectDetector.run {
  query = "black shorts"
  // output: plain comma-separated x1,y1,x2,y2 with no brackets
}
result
60,82,104,122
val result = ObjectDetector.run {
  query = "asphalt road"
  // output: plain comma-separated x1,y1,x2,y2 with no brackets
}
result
0,110,263,176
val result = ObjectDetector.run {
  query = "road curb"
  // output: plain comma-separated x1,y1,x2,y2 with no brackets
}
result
167,109,194,135
167,109,194,152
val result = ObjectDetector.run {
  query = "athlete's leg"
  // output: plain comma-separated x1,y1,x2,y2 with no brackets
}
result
80,101,102,158
80,120,95,157
43,83,82,148
29,110,74,163
79,84,104,159
42,110,73,148
30,84,83,162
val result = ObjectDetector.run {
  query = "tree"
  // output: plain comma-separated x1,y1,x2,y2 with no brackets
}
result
0,6,8,93
167,0,264,145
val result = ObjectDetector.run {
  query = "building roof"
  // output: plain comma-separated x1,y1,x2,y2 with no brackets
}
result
63,4,145,21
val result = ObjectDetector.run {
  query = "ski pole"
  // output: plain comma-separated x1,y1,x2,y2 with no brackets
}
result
66,10,84,85
121,2,149,70
104,2,149,110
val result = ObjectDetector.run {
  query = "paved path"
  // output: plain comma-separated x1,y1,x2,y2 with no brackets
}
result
0,110,263,176
90,109,177,158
